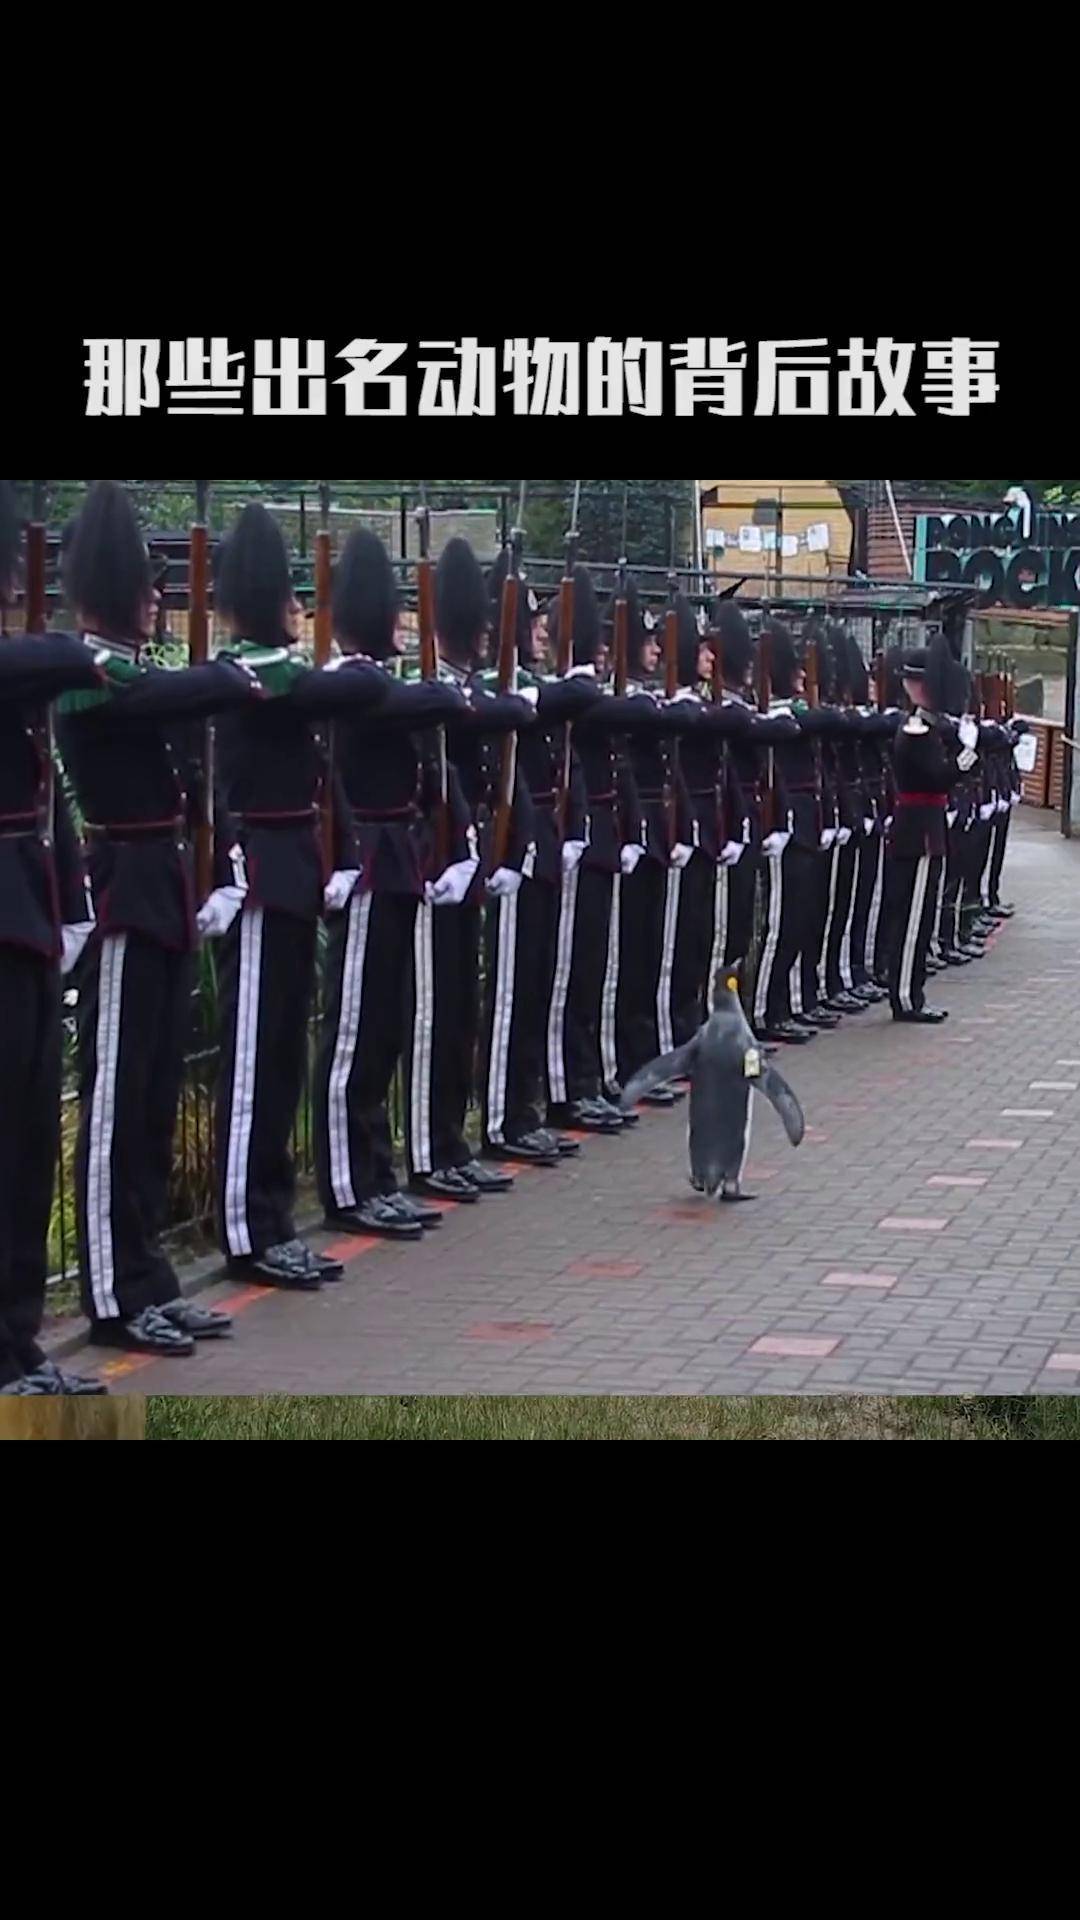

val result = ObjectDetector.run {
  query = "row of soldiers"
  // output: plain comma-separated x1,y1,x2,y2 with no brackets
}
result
0,481,1025,1390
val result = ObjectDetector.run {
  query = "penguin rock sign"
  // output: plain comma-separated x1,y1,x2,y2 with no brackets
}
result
620,967,805,1203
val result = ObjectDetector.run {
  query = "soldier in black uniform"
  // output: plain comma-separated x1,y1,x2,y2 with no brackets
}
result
56,481,263,1356
207,505,391,1287
887,647,965,1023
312,528,469,1240
0,483,108,1395
705,603,777,995
612,583,703,1104
480,552,600,1164
749,624,820,1047
404,537,536,1204
544,570,636,1134
841,633,899,1003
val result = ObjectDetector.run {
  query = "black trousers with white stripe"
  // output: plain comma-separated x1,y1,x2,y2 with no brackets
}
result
796,848,832,1014
615,858,667,1081
754,843,816,1030
547,863,614,1107
959,819,992,939
75,932,192,1323
403,900,481,1177
822,837,859,1000
849,831,886,986
314,890,416,1214
480,877,557,1147
215,908,317,1261
888,853,943,1015
988,805,1012,905
0,948,62,1384
667,852,716,1046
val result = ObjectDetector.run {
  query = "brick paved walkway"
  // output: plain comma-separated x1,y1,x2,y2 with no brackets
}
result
67,810,1080,1398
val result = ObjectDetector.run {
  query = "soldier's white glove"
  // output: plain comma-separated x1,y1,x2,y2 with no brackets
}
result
620,845,646,876
996,795,1010,814
60,921,96,976
979,801,996,822
883,816,895,834
957,748,978,773
820,828,838,851
763,831,791,858
486,867,524,899
1013,735,1037,773
719,841,745,868
836,826,853,846
946,809,959,829
323,869,362,913
863,817,876,837
196,886,247,939
1010,791,1022,807
959,716,979,751
670,843,694,870
516,685,540,709
562,840,587,873
424,858,479,908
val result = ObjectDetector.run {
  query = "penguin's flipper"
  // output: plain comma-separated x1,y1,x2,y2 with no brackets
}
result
755,1065,805,1147
620,1039,701,1112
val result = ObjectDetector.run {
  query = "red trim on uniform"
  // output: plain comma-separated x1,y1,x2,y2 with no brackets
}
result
895,792,949,808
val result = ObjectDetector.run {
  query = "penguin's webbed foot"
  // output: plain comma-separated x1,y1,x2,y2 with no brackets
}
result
720,1187,756,1204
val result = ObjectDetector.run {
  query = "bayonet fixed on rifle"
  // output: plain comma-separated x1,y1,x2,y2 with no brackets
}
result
188,479,213,904
491,484,527,870
555,480,582,838
415,489,451,871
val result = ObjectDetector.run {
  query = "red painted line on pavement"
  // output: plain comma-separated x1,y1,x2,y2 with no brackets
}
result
321,1235,381,1263
96,1353,162,1381
567,1259,644,1279
466,1322,555,1345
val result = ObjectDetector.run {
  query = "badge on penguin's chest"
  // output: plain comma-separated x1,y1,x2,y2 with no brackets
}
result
743,1048,763,1080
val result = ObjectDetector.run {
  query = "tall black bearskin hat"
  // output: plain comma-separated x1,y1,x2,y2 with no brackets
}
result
882,645,906,709
487,547,539,658
436,536,489,664
670,593,701,688
845,632,870,707
333,527,399,658
824,621,854,703
625,578,658,676
762,620,799,698
714,600,754,688
547,565,602,668
63,480,152,638
926,633,970,716
801,614,836,702
215,503,292,646
0,481,19,600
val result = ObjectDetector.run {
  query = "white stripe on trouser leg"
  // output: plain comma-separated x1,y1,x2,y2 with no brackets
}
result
223,906,265,1257
754,859,783,1026
897,855,931,1013
707,867,729,1013
839,844,859,988
656,866,681,1056
738,1095,754,1182
326,893,373,1212
86,932,128,1320
546,865,579,1105
789,956,803,1016
865,838,885,974
930,857,948,958
486,890,519,1144
979,822,996,906
600,874,621,1089
409,901,435,1174
817,843,841,997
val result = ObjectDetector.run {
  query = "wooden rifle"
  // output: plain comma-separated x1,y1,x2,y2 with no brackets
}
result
755,628,778,834
313,482,335,869
416,494,451,870
188,480,213,903
663,571,681,847
554,480,581,840
25,482,56,855
491,483,527,871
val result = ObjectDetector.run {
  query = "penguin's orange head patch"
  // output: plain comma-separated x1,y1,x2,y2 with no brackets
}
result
726,976,739,993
